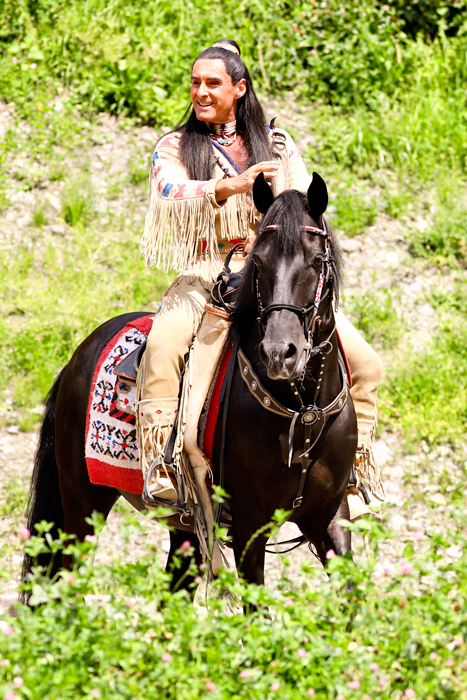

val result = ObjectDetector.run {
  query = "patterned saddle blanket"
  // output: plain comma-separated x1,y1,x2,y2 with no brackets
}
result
84,315,231,495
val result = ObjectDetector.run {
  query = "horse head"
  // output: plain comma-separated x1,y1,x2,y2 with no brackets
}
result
239,172,341,381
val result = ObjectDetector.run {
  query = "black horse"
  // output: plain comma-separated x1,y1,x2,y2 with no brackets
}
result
22,173,357,597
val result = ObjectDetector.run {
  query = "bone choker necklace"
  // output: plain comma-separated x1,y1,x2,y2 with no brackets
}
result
209,120,237,146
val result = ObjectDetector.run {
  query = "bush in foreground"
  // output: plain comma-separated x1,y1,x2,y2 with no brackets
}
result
1,516,466,699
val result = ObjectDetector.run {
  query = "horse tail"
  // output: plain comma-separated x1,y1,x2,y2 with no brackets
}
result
21,367,67,602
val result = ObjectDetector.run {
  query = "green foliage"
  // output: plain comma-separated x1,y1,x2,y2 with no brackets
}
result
61,176,95,227
330,187,378,237
3,516,466,698
382,317,467,443
344,290,401,351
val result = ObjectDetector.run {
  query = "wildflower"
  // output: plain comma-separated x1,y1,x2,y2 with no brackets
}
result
336,695,345,700
369,662,379,671
239,670,252,679
270,661,278,668
292,23,298,31
379,677,387,687
4,693,19,700
84,534,97,544
162,653,173,663
307,691,316,698
90,691,101,699
297,648,307,658
271,682,281,691
403,690,416,699
413,532,423,541
194,576,203,585
347,680,360,690
400,561,413,575
382,4,390,10
274,39,281,46
12,679,23,689
452,635,464,647
283,598,294,607
339,7,345,13
205,680,216,692
429,652,438,661
0,622,14,637
446,658,454,668
311,49,318,57
19,528,30,542
362,695,372,700
199,562,207,571
108,524,118,534
66,573,76,585
401,491,410,499
125,597,136,607
97,599,105,607
0,660,10,667
326,549,336,559
178,540,191,554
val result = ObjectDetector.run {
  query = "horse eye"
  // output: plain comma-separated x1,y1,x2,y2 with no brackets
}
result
310,256,323,269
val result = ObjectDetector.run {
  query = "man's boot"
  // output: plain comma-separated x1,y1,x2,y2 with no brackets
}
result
347,419,385,521
137,397,179,505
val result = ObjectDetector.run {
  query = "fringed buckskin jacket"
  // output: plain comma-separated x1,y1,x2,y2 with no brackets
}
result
141,127,311,274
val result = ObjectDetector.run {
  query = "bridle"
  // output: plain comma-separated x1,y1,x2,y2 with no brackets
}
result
254,222,338,363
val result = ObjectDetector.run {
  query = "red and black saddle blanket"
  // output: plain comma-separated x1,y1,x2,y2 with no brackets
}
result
84,315,232,495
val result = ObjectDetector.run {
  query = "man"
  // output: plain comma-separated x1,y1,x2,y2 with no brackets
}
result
139,41,384,519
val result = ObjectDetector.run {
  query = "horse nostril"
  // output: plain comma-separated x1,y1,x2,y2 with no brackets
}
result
285,343,297,360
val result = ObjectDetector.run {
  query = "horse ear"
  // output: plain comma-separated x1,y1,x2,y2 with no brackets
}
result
253,172,275,215
307,172,328,223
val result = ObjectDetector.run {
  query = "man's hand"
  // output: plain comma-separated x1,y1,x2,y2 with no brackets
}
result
215,161,278,202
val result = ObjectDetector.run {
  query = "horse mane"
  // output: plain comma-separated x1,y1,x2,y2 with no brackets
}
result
233,189,343,331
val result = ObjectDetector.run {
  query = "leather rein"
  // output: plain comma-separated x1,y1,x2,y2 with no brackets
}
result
243,223,349,510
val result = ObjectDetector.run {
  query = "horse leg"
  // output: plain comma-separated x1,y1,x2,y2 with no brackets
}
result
165,529,203,597
299,497,351,567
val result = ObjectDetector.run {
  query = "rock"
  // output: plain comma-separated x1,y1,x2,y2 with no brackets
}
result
390,513,406,531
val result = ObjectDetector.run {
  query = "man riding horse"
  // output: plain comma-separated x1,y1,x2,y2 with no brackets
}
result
138,39,384,521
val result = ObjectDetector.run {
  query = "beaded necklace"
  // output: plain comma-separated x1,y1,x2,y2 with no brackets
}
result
209,120,237,146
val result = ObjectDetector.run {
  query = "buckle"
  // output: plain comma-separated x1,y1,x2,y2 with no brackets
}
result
301,408,322,424
292,496,303,508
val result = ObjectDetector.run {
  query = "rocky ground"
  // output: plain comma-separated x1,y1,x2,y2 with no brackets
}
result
0,99,465,612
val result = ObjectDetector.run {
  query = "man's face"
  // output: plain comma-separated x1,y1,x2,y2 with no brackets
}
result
191,59,246,124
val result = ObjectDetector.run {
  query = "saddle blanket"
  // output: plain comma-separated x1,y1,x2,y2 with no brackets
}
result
85,315,154,494
85,314,231,495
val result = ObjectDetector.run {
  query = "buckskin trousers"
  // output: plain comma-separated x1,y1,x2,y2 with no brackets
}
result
142,260,383,424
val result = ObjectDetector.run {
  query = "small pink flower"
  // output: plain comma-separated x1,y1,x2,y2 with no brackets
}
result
97,599,105,607
339,7,345,13
379,676,387,687
362,695,372,700
0,659,10,667
161,653,173,663
19,528,30,542
205,680,216,692
0,623,14,637
404,690,416,699
413,532,423,541
108,524,118,534
326,549,336,559
347,680,360,690
90,691,101,699
292,23,298,31
284,598,294,607
271,682,281,691
297,648,307,658
336,695,345,700
453,635,464,647
382,4,390,10
125,597,135,607
311,49,318,57
239,670,252,679
85,534,97,545
429,652,438,661
369,662,379,671
67,573,76,585
446,658,454,668
12,678,23,689
383,566,393,575
199,562,207,571
274,39,281,46
75,592,82,598
178,540,191,554
401,491,410,499
400,562,413,575
194,576,203,585
307,691,316,698
4,693,19,700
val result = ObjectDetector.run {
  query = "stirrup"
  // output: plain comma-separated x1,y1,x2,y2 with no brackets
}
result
141,457,188,514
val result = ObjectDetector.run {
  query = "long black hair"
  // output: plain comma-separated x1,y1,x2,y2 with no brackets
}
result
177,46,275,181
